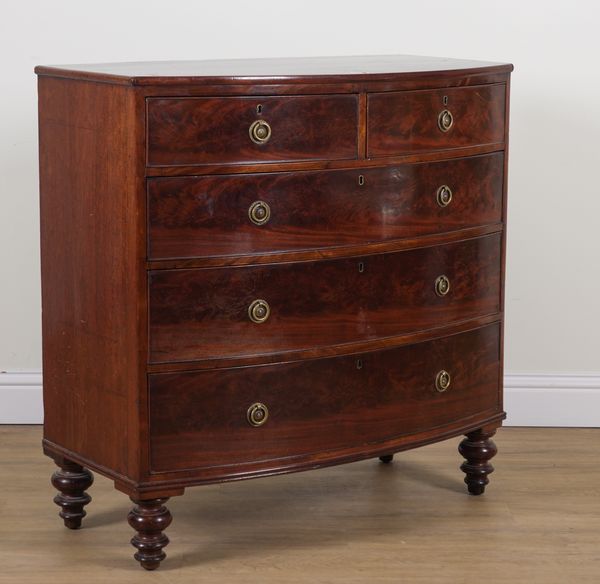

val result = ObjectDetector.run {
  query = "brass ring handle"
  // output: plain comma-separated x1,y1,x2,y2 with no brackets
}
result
438,109,454,132
248,299,270,323
249,120,272,144
436,185,453,207
247,402,269,427
435,275,451,297
248,200,271,226
435,370,451,392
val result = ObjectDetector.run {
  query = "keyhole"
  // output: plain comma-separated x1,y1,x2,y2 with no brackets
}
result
358,175,365,186
256,104,263,114
358,261,365,273
356,359,363,370
443,95,448,106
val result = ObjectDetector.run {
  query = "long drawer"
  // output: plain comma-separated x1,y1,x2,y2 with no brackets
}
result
148,233,501,363
147,153,503,260
368,84,506,157
146,95,359,166
149,324,501,473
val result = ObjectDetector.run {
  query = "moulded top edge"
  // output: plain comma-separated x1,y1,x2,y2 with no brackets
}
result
34,55,514,86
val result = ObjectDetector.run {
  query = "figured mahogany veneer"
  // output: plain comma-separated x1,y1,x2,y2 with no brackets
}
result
368,84,506,157
147,95,359,166
37,55,512,570
148,152,503,260
149,324,501,473
149,233,501,363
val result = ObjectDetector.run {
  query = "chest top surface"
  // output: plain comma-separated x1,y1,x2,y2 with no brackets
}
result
34,54,513,85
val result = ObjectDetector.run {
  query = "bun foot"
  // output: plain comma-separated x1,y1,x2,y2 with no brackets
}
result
128,498,172,570
379,454,394,464
459,428,497,495
51,459,94,529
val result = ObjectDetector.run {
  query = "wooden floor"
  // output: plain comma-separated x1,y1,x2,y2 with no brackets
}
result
1,426,599,583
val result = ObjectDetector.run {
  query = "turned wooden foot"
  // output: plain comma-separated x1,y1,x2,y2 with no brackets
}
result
379,454,394,464
128,498,172,570
51,459,94,529
459,428,497,495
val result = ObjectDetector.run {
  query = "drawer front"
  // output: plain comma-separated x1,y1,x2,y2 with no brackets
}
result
146,95,359,166
148,153,503,260
149,324,501,473
149,233,501,363
367,84,506,157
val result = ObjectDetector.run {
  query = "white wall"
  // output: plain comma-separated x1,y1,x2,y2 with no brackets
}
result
1,0,599,424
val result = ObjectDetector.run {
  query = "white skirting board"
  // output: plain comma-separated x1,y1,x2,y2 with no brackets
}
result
503,373,600,427
0,373,44,424
1,371,599,427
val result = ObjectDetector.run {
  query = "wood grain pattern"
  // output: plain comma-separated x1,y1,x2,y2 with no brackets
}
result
148,152,503,260
147,224,503,271
148,324,501,473
38,76,145,478
368,84,506,157
147,95,358,166
143,144,505,179
143,315,501,374
148,233,501,363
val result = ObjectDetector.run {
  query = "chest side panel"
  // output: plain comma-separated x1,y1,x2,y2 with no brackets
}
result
39,77,145,477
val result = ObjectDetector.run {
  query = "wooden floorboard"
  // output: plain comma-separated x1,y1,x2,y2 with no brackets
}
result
1,426,599,582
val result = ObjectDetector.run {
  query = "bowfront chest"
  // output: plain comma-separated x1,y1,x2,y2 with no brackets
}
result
36,55,512,570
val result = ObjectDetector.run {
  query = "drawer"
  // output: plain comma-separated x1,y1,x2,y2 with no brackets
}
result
146,95,359,166
148,152,503,260
148,233,501,363
149,324,501,473
367,84,506,157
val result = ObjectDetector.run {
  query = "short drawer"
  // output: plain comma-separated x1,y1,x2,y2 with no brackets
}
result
146,95,359,166
149,324,501,473
367,84,506,157
148,233,501,363
148,152,503,260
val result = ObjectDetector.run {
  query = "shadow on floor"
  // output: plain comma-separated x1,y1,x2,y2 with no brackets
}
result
86,455,472,570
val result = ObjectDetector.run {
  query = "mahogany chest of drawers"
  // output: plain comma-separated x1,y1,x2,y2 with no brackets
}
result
36,55,512,570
